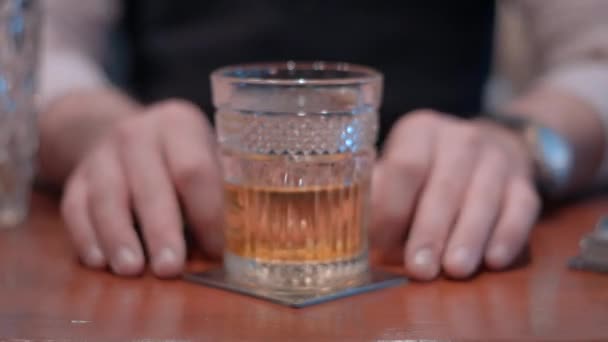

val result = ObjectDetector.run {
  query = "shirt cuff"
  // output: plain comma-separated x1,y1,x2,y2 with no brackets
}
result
539,63,608,185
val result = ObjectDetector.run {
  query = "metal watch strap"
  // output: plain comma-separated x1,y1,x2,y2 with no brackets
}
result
481,112,573,198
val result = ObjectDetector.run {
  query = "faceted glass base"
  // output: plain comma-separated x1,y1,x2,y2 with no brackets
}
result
0,204,27,229
0,182,30,230
224,251,370,294
185,267,406,308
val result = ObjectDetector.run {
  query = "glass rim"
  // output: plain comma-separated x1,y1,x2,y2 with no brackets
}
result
211,61,383,86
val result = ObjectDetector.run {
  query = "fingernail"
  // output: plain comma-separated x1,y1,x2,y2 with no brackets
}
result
153,248,181,276
449,247,476,276
111,247,140,276
411,248,439,279
83,246,105,268
488,244,511,268
414,248,434,267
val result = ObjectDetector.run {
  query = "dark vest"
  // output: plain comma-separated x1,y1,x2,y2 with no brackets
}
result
121,1,495,142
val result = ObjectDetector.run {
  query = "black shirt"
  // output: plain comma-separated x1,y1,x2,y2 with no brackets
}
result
121,0,495,142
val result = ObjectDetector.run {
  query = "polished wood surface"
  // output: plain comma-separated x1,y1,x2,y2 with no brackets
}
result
1,193,608,340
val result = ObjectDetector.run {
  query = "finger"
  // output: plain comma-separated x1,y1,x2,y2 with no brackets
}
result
442,146,509,278
485,176,541,269
159,101,224,258
61,171,106,268
370,110,438,252
87,143,145,276
117,117,185,278
405,123,481,280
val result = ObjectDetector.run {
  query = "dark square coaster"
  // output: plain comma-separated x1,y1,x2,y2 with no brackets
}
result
184,268,407,308
568,256,608,273
568,216,608,274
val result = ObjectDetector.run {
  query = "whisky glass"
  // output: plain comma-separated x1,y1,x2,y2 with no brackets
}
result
0,0,40,229
212,61,382,292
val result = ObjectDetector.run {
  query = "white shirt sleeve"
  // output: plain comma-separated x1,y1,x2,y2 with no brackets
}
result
37,0,120,109
514,0,608,183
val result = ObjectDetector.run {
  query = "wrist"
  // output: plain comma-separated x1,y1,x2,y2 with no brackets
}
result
504,87,605,192
481,111,574,198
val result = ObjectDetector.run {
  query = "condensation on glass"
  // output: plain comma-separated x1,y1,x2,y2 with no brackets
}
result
0,0,40,229
212,61,382,293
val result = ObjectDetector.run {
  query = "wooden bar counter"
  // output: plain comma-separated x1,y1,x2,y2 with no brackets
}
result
1,193,607,340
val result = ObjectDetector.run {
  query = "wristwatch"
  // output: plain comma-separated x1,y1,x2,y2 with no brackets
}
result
483,112,574,197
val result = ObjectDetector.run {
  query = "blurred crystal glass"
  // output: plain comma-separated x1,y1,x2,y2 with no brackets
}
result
212,61,382,293
0,0,40,229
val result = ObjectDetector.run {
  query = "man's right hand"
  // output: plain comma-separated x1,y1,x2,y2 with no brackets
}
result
60,99,224,278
